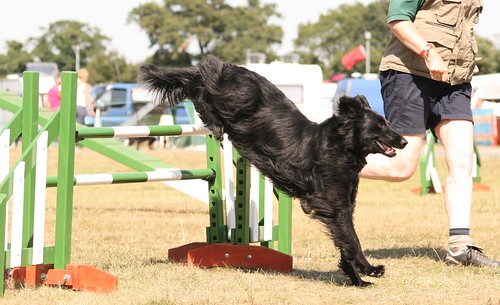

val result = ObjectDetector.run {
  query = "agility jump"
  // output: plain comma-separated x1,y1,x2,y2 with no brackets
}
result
0,71,292,296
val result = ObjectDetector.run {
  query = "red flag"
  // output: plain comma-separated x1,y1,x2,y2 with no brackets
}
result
341,45,366,71
177,37,193,53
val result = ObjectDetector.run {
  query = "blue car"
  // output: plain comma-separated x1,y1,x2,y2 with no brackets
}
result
84,83,191,127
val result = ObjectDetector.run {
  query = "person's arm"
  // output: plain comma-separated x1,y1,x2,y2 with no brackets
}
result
44,93,51,108
389,20,449,82
84,84,95,116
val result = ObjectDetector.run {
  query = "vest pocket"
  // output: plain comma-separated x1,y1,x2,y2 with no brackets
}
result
436,0,462,26
419,26,456,49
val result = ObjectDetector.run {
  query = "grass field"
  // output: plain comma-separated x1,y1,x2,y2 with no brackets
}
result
4,143,500,304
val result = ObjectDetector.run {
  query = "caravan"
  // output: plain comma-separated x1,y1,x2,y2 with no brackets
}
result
246,62,335,123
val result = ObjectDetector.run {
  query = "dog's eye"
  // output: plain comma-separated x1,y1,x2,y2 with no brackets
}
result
377,122,385,129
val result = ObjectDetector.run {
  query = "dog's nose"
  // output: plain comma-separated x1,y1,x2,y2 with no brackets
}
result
400,138,408,148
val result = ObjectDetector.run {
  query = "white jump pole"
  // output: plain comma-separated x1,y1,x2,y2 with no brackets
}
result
263,176,273,241
32,131,48,265
249,168,274,243
249,166,260,242
10,162,25,268
0,130,10,252
224,135,275,243
223,136,236,238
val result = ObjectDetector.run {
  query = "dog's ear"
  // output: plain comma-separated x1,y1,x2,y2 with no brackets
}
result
353,95,371,109
337,95,371,116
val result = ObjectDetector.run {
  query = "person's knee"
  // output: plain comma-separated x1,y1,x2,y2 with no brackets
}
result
385,158,419,181
361,155,418,181
386,167,415,182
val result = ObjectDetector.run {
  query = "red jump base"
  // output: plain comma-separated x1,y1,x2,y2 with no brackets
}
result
9,264,118,293
168,242,293,273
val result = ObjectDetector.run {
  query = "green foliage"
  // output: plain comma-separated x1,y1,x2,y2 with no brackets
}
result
2,0,500,82
0,40,32,76
474,35,500,75
86,52,139,84
295,1,390,77
29,20,110,72
295,0,500,78
128,0,283,65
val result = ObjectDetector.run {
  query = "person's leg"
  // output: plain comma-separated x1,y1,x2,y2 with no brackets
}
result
433,91,499,267
360,135,423,181
434,119,473,230
76,106,86,125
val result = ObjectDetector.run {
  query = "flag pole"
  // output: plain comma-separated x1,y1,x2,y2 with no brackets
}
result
364,31,372,75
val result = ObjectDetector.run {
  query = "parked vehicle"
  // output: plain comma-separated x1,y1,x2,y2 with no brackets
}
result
247,62,333,123
84,83,191,127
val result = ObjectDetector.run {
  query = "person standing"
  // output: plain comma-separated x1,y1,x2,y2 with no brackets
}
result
45,73,61,112
360,0,498,267
76,68,95,124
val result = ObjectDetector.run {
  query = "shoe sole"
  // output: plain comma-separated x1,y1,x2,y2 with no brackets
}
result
445,254,499,267
445,255,464,266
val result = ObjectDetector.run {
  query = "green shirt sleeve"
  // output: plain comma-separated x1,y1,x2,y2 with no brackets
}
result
387,0,426,23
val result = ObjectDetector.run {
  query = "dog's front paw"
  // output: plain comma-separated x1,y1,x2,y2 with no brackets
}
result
366,265,385,278
354,279,373,287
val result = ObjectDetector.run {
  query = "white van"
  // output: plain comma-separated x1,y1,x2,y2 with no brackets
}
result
246,62,335,123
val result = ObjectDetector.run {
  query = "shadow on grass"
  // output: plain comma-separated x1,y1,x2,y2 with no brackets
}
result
132,247,448,287
364,246,447,262
291,268,351,286
290,246,448,286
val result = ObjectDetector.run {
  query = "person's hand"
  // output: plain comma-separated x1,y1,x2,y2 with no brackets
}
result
424,48,449,83
473,56,482,74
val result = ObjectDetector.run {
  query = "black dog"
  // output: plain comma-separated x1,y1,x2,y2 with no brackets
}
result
127,136,157,150
138,56,407,286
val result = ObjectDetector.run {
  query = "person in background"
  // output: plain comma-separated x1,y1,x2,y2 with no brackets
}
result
360,0,498,267
45,73,61,112
76,68,95,124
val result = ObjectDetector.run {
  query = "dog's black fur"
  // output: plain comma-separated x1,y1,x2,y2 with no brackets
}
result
138,56,407,286
127,136,157,150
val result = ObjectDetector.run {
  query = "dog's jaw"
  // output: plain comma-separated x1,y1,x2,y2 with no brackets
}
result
376,140,397,157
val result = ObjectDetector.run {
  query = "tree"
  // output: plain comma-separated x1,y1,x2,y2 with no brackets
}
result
29,20,110,72
0,40,32,76
474,35,500,75
128,0,283,66
295,1,390,77
86,51,139,84
295,0,500,78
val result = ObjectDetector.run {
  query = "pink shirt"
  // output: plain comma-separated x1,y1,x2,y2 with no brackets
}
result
47,85,61,111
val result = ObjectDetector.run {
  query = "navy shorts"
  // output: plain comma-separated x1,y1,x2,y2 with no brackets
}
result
379,70,473,136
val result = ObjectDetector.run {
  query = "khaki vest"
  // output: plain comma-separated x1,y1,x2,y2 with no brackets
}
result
379,0,483,85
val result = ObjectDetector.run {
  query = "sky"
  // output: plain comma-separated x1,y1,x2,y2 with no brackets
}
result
1,0,499,64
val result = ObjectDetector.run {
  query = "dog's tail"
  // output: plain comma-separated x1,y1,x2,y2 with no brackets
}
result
138,63,202,108
138,56,226,139
138,56,224,108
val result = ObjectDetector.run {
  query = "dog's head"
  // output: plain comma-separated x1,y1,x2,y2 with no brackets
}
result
337,95,407,157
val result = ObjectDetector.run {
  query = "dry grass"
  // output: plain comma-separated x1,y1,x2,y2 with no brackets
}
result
4,143,500,304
